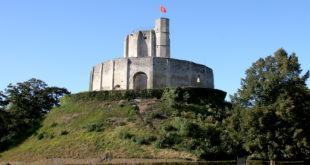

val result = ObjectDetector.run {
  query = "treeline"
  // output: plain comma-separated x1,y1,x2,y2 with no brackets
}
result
0,79,70,150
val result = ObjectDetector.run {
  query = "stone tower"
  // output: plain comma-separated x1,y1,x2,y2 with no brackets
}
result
90,18,214,91
124,18,170,58
155,18,170,58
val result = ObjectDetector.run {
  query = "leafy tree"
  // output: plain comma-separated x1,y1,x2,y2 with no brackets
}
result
5,78,70,123
232,49,310,160
222,106,248,157
0,91,8,111
0,78,70,151
0,91,10,149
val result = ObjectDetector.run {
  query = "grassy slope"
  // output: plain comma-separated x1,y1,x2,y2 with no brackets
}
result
0,99,197,162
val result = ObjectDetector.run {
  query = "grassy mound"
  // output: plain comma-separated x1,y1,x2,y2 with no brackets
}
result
0,88,231,162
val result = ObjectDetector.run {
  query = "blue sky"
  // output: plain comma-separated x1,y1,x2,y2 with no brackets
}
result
0,0,309,99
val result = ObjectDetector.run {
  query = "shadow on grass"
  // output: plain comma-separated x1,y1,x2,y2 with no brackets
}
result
0,119,43,153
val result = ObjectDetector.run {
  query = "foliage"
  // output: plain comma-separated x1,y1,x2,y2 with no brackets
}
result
6,78,70,119
161,88,181,107
61,87,226,105
131,135,157,145
170,117,197,137
0,91,8,111
58,130,69,136
50,122,58,128
0,78,70,151
153,103,236,160
61,88,164,104
0,88,232,161
1,50,308,162
119,130,134,139
0,110,12,149
84,122,105,132
148,111,164,120
37,132,54,140
231,49,310,160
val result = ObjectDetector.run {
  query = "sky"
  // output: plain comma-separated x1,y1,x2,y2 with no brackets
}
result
0,0,309,100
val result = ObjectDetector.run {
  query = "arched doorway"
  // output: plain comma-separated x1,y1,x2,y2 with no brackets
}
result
134,72,147,90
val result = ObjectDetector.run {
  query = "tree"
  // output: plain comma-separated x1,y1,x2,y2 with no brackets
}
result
0,78,70,151
0,91,10,149
231,49,310,160
0,91,8,111
5,78,70,123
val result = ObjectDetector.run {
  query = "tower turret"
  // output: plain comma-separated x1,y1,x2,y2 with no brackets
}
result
155,18,170,58
123,18,170,58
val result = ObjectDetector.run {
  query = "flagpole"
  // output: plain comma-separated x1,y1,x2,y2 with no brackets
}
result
159,0,167,18
164,0,167,18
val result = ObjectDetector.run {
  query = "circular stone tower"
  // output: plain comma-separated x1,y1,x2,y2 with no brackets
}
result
90,18,214,91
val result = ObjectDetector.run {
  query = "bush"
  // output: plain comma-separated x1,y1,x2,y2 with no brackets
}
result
179,139,197,150
37,132,54,140
60,87,226,106
84,123,104,132
60,88,164,104
183,91,190,103
149,112,164,119
171,117,197,137
131,135,157,145
119,131,133,139
50,122,58,128
58,130,69,136
162,88,181,107
162,124,177,132
114,121,126,126
155,133,180,148
37,133,45,140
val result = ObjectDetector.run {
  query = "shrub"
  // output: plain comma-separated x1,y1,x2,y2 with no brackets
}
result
84,123,104,132
37,132,54,140
183,91,190,103
149,112,164,119
50,122,58,128
171,117,197,137
178,139,197,150
161,88,180,107
37,133,45,140
60,87,226,106
131,135,157,145
114,121,126,126
48,134,54,139
155,133,180,148
60,88,164,104
59,130,69,136
162,124,177,132
119,131,133,139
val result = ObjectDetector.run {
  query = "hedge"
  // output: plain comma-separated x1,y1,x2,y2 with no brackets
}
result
60,87,226,105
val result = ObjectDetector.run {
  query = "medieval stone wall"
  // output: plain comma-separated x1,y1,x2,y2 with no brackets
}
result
152,58,213,88
90,57,213,91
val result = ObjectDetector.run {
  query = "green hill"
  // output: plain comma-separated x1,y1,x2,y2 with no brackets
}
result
0,88,232,163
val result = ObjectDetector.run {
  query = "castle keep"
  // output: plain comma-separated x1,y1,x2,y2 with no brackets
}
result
90,18,214,91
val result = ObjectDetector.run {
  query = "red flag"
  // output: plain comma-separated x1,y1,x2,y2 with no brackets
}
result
160,6,167,13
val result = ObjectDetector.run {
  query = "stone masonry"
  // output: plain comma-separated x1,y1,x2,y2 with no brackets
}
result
90,18,214,91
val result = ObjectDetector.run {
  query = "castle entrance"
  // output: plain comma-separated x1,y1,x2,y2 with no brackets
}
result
134,72,147,90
